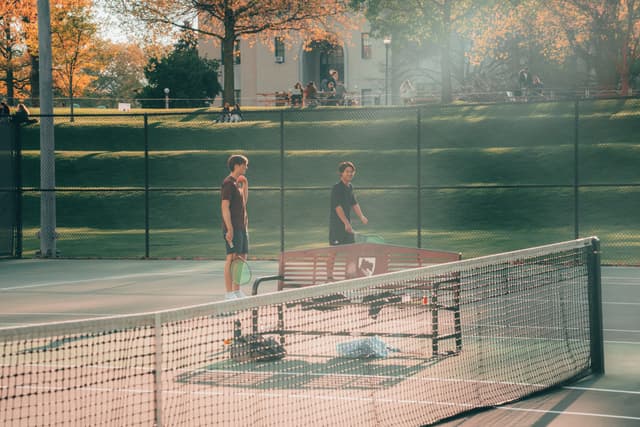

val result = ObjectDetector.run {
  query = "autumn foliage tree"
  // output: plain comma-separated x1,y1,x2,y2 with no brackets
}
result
468,0,640,92
50,0,103,117
0,0,37,104
88,41,146,101
105,0,355,104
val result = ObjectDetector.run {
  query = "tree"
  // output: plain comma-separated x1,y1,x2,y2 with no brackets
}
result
0,0,36,104
104,0,355,104
352,0,479,103
50,0,102,118
88,41,146,101
468,0,640,92
137,34,222,108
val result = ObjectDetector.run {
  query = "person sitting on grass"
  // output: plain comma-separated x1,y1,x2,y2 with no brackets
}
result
217,103,231,123
230,103,243,122
12,103,38,125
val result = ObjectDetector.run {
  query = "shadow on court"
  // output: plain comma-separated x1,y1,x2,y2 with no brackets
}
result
177,356,442,391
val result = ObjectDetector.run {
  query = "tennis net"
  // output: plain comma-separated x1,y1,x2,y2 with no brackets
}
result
0,237,603,426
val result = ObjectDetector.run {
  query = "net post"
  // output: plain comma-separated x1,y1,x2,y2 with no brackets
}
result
588,237,604,374
154,313,163,427
431,283,439,355
453,273,462,352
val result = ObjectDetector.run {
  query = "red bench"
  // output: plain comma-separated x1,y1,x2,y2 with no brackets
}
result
250,243,463,356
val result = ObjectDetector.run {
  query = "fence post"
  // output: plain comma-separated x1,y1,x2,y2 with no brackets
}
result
574,99,579,239
154,313,163,427
6,122,22,258
144,114,150,258
416,108,422,248
12,122,23,258
588,237,604,374
280,110,285,253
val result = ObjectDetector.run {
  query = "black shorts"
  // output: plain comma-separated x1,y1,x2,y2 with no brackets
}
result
224,229,249,255
329,232,355,246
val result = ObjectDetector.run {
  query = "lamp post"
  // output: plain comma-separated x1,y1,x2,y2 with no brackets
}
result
164,88,170,109
383,36,391,105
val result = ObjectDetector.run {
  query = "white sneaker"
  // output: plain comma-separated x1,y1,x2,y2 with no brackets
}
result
234,289,247,298
225,292,238,300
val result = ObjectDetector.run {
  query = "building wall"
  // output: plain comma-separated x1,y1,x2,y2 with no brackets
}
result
198,22,391,106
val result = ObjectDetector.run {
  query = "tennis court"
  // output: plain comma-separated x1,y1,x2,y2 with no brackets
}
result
1,240,639,426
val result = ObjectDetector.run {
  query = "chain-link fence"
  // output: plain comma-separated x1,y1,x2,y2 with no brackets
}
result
13,98,640,264
0,120,19,257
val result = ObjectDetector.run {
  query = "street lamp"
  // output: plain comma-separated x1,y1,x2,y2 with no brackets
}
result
164,88,170,109
383,36,391,105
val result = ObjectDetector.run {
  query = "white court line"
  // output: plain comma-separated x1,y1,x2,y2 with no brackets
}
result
3,383,639,422
0,312,120,317
0,267,215,291
495,406,640,421
604,301,640,306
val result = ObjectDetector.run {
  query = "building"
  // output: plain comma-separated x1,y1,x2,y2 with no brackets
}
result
197,23,394,107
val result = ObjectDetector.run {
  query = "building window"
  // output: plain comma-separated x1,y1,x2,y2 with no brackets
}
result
221,40,241,65
361,33,372,59
275,37,285,63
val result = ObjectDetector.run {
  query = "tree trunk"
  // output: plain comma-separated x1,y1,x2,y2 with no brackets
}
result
222,36,235,105
222,9,236,106
30,55,40,107
440,0,453,104
4,25,15,105
69,75,75,122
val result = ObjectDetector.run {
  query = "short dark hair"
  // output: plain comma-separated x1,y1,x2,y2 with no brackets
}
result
228,154,248,171
338,161,355,173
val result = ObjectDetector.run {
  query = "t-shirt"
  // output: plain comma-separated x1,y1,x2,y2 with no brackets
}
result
221,176,246,232
329,181,357,239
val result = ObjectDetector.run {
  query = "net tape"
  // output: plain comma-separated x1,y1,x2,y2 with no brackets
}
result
0,237,600,426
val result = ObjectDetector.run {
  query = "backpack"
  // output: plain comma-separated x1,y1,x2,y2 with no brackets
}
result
230,334,286,363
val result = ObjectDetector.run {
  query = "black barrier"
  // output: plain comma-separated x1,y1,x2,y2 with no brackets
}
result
0,120,17,257
14,98,640,263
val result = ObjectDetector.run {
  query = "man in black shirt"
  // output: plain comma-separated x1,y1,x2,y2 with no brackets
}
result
329,161,368,245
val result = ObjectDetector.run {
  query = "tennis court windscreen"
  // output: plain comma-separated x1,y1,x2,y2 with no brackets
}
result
0,237,603,426
0,120,16,257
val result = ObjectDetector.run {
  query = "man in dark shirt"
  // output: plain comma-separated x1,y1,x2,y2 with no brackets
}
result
329,161,368,245
221,154,249,299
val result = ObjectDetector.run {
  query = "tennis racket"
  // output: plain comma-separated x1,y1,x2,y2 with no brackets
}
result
355,233,385,244
230,258,252,286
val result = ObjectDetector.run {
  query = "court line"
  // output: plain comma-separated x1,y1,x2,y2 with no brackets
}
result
3,383,639,422
495,406,640,421
604,301,640,306
0,268,215,291
0,312,121,317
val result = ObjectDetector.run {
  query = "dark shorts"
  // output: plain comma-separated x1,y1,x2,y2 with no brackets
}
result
329,231,355,246
224,229,249,255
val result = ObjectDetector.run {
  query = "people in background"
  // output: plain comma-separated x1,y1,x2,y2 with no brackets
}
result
304,81,318,107
218,103,231,123
230,103,243,122
291,82,303,107
532,75,544,95
13,103,38,125
400,79,416,105
334,81,347,106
